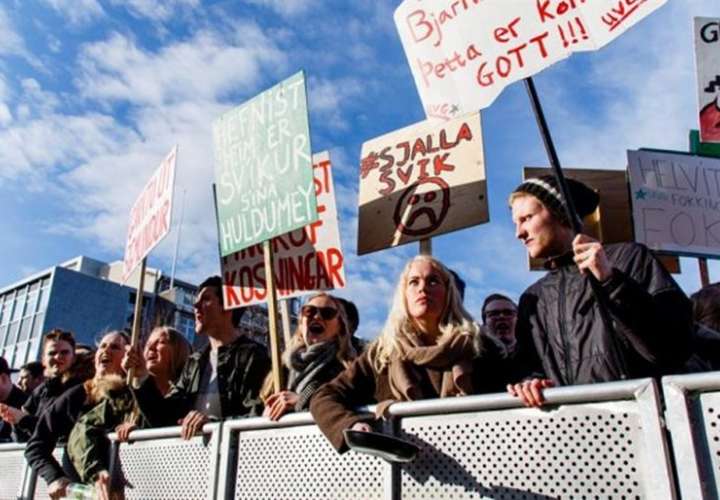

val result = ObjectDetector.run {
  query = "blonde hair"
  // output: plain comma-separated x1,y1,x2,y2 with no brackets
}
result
370,255,480,372
146,326,192,383
260,292,357,401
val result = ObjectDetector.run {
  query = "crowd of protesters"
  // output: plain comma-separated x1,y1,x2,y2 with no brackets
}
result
0,176,718,498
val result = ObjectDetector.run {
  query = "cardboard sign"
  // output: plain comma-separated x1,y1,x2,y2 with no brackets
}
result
220,152,345,309
213,71,318,256
695,18,720,143
523,166,680,273
122,146,177,281
358,112,488,255
628,149,720,258
394,0,667,119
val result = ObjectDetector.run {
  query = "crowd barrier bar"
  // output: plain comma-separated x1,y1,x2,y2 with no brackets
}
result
1,377,681,499
663,372,720,500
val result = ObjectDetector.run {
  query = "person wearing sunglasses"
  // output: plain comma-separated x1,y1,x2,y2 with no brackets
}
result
311,255,484,453
262,292,357,421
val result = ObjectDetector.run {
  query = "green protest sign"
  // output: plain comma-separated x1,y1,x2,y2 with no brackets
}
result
213,70,317,256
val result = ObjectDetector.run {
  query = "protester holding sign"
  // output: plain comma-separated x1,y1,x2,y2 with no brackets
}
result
124,276,270,439
507,176,693,407
261,292,357,420
311,255,488,452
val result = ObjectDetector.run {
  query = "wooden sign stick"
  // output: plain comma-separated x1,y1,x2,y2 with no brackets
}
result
699,258,710,288
263,240,284,393
127,257,147,383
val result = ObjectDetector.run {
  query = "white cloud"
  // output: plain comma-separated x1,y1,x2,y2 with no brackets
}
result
308,77,365,131
77,27,286,107
41,0,105,24
111,0,200,21
246,0,318,17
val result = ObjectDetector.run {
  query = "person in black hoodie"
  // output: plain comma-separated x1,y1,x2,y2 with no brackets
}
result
507,176,692,407
25,331,129,500
0,329,81,442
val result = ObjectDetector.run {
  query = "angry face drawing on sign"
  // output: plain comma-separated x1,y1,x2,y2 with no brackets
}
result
393,177,451,236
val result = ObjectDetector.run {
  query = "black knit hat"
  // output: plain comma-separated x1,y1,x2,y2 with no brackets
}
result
512,175,599,228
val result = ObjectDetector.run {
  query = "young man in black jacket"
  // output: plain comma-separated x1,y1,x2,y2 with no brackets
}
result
125,276,271,439
507,176,693,407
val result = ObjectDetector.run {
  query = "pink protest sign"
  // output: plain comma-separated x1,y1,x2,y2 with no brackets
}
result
122,146,177,282
220,152,346,309
395,0,667,119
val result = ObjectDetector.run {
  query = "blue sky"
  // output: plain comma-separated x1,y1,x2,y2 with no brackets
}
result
0,0,719,340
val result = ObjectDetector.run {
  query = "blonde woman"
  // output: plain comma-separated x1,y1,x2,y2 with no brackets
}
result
262,292,357,420
310,255,481,452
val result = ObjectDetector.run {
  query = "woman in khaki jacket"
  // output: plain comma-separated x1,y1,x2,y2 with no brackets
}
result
310,255,482,452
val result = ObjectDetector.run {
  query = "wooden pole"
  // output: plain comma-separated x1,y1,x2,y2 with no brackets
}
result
699,257,710,288
263,240,283,393
279,299,293,349
127,258,147,383
419,238,432,256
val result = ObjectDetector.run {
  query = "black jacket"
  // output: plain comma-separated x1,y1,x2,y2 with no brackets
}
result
24,384,89,485
0,385,27,442
515,242,692,385
12,376,81,443
133,335,270,426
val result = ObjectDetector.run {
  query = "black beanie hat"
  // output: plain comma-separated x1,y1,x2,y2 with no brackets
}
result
512,175,599,228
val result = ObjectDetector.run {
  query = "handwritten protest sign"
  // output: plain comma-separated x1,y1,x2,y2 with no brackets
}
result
695,18,720,143
213,71,317,256
394,0,667,119
358,112,487,255
122,146,177,281
220,152,345,309
628,149,720,258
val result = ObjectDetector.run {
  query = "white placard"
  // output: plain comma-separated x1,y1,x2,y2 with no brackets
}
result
628,149,720,258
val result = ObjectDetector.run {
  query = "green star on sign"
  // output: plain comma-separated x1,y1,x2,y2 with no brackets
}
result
635,189,647,200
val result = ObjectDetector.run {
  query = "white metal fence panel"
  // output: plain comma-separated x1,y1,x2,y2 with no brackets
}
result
663,372,720,500
0,444,25,500
111,424,221,500
393,379,674,499
229,422,387,500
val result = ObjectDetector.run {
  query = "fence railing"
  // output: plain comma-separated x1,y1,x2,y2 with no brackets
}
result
2,375,719,499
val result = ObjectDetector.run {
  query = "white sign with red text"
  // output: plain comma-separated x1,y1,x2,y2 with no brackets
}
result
395,0,667,120
220,152,345,308
122,146,177,282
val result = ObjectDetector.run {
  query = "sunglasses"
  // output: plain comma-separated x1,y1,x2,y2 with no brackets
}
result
301,305,339,321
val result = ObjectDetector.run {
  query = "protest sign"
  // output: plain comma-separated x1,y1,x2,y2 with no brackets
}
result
695,17,720,143
394,0,667,119
122,146,177,282
358,112,488,255
524,166,680,273
628,149,720,258
213,71,317,256
220,152,345,308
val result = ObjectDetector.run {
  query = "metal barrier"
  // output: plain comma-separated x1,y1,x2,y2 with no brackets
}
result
663,372,720,499
0,378,681,499
108,423,222,499
0,443,26,500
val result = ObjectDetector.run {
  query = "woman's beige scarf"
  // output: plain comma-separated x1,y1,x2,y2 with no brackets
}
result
376,330,475,417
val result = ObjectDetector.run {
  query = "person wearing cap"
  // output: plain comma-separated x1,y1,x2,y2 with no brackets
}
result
507,175,692,407
0,356,27,442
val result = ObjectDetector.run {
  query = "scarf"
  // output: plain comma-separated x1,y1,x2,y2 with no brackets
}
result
383,330,475,412
287,341,339,396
